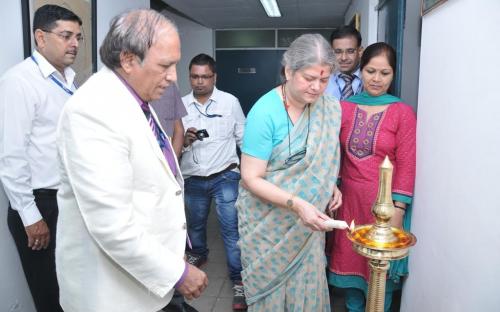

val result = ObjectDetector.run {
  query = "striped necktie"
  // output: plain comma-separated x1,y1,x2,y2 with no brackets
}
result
140,103,177,176
340,73,354,100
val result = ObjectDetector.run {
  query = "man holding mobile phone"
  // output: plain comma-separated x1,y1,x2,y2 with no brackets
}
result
180,54,247,310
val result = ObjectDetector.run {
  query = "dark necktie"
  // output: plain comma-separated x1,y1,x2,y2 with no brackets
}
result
340,73,354,100
140,103,177,176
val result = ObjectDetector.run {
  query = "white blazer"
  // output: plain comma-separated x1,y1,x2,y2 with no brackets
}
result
56,67,186,312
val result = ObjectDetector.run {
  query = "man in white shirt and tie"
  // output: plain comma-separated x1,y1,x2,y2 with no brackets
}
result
180,53,247,310
324,25,364,100
0,5,81,312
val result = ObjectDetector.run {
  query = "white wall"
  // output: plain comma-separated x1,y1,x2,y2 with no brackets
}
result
161,10,214,96
401,0,500,311
96,0,149,69
0,1,147,311
0,187,32,312
344,0,378,46
0,1,25,73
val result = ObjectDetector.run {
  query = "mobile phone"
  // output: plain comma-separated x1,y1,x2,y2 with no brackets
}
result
196,129,209,140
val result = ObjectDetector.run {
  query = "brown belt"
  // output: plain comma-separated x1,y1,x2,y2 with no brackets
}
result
190,163,238,180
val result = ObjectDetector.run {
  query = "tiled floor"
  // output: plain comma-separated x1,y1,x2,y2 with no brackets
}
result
183,207,348,312
184,206,236,312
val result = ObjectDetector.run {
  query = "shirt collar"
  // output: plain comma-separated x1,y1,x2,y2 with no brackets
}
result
187,87,219,106
113,70,147,106
32,50,76,86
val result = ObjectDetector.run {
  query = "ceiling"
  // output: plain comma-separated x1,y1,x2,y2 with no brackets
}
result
161,0,352,29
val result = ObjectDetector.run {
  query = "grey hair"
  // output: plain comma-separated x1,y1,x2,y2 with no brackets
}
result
281,34,335,77
99,9,177,69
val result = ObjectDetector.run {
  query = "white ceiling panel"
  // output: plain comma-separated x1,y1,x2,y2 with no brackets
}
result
162,0,352,29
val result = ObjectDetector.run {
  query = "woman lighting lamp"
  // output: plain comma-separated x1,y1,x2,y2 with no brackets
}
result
328,42,417,312
236,34,343,311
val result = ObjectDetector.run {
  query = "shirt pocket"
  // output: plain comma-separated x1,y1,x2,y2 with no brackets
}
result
182,115,197,131
214,114,235,140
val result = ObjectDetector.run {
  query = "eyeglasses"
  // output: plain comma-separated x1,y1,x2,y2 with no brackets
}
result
333,48,357,55
285,146,307,166
43,30,84,43
190,74,214,80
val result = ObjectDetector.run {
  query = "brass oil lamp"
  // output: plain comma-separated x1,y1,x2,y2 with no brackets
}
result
347,156,416,312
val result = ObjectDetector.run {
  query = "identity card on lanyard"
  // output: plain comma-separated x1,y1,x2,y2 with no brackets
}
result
31,55,75,96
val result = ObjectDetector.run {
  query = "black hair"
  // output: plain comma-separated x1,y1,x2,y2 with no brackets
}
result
33,4,82,34
189,53,216,73
360,42,397,73
329,25,362,47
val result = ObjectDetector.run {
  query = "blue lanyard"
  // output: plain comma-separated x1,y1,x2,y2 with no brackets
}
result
31,55,75,95
193,99,222,118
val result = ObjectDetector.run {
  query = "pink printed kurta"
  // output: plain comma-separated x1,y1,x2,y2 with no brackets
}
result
329,101,416,281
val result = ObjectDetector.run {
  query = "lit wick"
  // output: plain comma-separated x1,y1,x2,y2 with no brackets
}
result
349,220,356,233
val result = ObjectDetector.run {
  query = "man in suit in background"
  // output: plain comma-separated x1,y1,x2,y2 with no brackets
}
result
0,5,81,312
324,25,364,100
56,9,207,312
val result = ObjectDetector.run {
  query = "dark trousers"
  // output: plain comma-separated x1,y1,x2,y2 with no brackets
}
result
7,190,63,312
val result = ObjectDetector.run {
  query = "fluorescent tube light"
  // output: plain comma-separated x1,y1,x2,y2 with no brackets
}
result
260,0,281,17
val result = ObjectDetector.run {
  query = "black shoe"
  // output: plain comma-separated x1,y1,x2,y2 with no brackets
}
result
232,281,247,310
162,290,198,312
185,252,207,268
162,301,198,312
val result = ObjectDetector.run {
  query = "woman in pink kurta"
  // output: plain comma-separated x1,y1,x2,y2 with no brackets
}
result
328,42,416,312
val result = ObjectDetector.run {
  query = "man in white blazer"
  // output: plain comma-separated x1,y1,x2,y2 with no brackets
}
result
56,9,208,312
